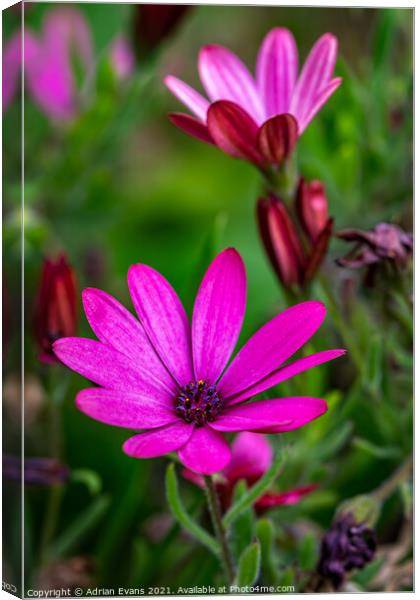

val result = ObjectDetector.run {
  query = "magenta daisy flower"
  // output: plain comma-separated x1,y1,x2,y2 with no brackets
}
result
164,28,342,169
53,249,344,475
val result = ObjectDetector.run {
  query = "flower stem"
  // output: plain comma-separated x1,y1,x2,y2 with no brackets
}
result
372,457,413,503
204,475,235,585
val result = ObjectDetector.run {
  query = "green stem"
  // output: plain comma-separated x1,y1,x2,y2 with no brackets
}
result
204,476,235,585
372,457,413,503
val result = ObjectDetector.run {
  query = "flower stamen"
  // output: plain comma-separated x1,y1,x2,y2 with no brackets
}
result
175,380,224,426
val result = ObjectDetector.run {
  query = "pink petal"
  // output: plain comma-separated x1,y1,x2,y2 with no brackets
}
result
207,100,264,166
182,469,205,488
123,421,194,458
76,388,177,429
223,432,272,484
178,426,231,475
298,77,342,133
256,483,318,510
228,349,346,405
164,75,210,121
82,288,176,394
256,28,298,118
192,249,246,383
110,35,135,81
128,264,193,386
53,337,171,402
199,44,264,124
257,113,298,165
211,396,327,432
290,33,338,131
219,301,326,399
169,112,215,145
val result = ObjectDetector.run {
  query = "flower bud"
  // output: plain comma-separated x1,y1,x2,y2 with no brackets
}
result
133,4,192,56
257,194,306,289
34,254,78,363
297,178,329,243
317,512,376,589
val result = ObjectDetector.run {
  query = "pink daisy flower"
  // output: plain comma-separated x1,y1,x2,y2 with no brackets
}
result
164,28,342,169
53,249,345,475
183,432,318,512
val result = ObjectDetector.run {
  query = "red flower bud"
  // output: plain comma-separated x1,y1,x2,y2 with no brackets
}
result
257,194,306,289
297,178,329,243
133,4,192,55
34,255,78,363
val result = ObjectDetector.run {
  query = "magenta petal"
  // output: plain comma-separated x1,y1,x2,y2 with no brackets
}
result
207,100,264,166
178,426,231,475
256,484,318,510
199,44,264,123
128,264,193,386
192,249,246,383
298,77,342,133
290,33,338,131
168,112,215,145
76,388,177,429
256,28,298,118
123,421,194,458
82,288,176,394
219,301,326,399
228,349,346,405
257,113,298,165
223,432,272,484
164,75,210,121
53,337,171,402
211,396,327,432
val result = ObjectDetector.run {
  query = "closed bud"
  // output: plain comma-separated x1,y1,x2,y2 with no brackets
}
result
257,194,306,289
133,4,192,57
297,178,329,243
34,254,78,363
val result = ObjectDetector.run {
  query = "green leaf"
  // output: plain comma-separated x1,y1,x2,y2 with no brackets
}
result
48,494,111,559
298,532,318,571
71,468,103,495
223,446,286,528
165,463,219,556
236,542,261,588
352,437,401,459
231,480,254,560
256,518,276,584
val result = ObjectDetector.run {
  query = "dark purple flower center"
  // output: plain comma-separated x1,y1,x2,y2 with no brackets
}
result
175,380,224,426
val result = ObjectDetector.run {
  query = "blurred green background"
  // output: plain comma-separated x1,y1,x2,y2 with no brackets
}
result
2,2,413,593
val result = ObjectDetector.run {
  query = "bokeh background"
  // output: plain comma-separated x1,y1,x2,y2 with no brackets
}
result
3,2,413,594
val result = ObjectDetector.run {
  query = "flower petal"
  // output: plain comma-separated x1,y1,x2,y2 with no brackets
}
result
128,264,193,386
123,421,194,458
53,337,171,401
297,77,342,133
223,432,272,484
192,248,246,383
228,349,346,405
256,28,298,118
82,288,176,394
256,484,318,510
290,33,338,131
178,426,231,475
76,388,177,429
169,112,215,145
207,100,264,166
257,113,298,165
219,301,326,398
164,75,210,121
199,44,264,123
211,396,327,432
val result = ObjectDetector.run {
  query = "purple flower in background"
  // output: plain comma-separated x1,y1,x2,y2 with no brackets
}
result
3,455,69,485
3,7,94,120
183,431,317,511
317,513,376,589
53,249,344,475
165,28,341,170
110,36,135,81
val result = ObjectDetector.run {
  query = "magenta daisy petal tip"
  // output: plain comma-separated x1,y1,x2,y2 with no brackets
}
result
57,249,342,474
165,27,341,168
